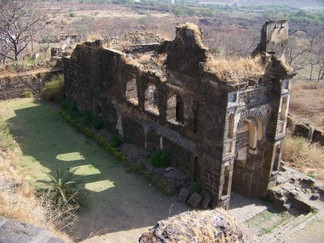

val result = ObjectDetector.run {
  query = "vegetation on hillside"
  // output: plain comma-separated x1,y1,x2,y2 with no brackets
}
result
283,135,324,180
42,74,65,102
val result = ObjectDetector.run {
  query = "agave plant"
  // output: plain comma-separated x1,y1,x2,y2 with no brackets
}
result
38,168,89,209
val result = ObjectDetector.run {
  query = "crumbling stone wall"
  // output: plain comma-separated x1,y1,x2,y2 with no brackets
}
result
0,69,62,99
64,20,294,208
287,116,324,145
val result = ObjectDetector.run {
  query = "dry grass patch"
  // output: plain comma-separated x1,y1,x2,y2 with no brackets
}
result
204,55,265,83
289,81,324,129
0,117,70,240
283,135,324,180
0,149,70,240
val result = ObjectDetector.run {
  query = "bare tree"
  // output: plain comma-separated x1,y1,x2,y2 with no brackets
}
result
286,34,309,66
0,0,44,62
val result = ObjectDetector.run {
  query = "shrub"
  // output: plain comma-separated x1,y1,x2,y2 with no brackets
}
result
150,149,171,168
69,12,76,17
92,118,105,130
42,74,64,102
37,168,89,210
0,118,14,149
60,100,77,113
110,134,123,148
127,162,145,174
283,135,324,168
21,91,33,98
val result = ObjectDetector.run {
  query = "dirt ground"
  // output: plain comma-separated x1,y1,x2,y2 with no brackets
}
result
0,98,189,242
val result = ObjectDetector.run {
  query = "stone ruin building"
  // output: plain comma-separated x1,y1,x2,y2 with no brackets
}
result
64,20,294,209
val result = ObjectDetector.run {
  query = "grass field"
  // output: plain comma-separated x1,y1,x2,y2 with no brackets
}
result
290,81,324,129
0,98,119,185
0,98,187,241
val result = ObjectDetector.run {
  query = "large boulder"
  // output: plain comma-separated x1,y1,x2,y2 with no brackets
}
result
139,209,244,243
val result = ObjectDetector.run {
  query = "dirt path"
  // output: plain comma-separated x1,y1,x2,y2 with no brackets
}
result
0,98,188,242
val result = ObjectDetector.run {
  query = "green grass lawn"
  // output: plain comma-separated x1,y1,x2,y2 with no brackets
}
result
0,98,188,240
0,98,119,192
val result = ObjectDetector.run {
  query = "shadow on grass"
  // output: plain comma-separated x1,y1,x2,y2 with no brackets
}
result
7,100,188,240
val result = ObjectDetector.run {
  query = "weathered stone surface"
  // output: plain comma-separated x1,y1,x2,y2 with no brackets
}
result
178,188,189,203
313,129,324,145
0,63,63,100
314,182,324,195
187,192,202,208
139,209,244,243
269,166,321,212
288,114,324,145
64,21,293,208
310,193,320,200
0,217,64,243
200,191,212,209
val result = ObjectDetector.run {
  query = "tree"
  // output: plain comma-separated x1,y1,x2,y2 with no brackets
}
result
286,33,308,66
0,0,44,62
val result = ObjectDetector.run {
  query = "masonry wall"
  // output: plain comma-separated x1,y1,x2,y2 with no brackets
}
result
64,22,293,209
0,69,62,100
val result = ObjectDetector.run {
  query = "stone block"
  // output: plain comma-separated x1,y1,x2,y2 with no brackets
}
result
187,192,202,208
312,129,324,145
200,192,211,209
294,123,312,140
310,193,320,201
178,188,188,203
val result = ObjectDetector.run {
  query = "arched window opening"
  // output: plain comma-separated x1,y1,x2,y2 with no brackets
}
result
126,78,138,105
145,83,159,115
167,93,184,125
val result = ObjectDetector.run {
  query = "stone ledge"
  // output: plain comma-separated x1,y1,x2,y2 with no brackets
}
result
0,216,64,243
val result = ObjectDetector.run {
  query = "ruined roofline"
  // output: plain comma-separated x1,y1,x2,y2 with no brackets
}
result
68,22,293,85
265,19,288,24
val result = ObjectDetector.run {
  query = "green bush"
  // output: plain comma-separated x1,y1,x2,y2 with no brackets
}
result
61,100,105,129
61,100,77,111
21,91,33,98
110,134,123,148
69,12,76,17
0,118,14,149
127,162,145,174
42,74,64,102
60,109,129,164
150,149,171,168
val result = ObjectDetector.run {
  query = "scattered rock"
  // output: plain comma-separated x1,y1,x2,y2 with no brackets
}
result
310,193,320,201
187,192,202,208
314,183,324,195
139,209,244,243
200,192,211,209
302,177,315,186
178,188,189,203
0,216,64,243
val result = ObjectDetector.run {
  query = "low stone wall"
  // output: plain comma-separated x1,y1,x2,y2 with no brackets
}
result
287,115,324,145
0,216,64,243
0,67,63,100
